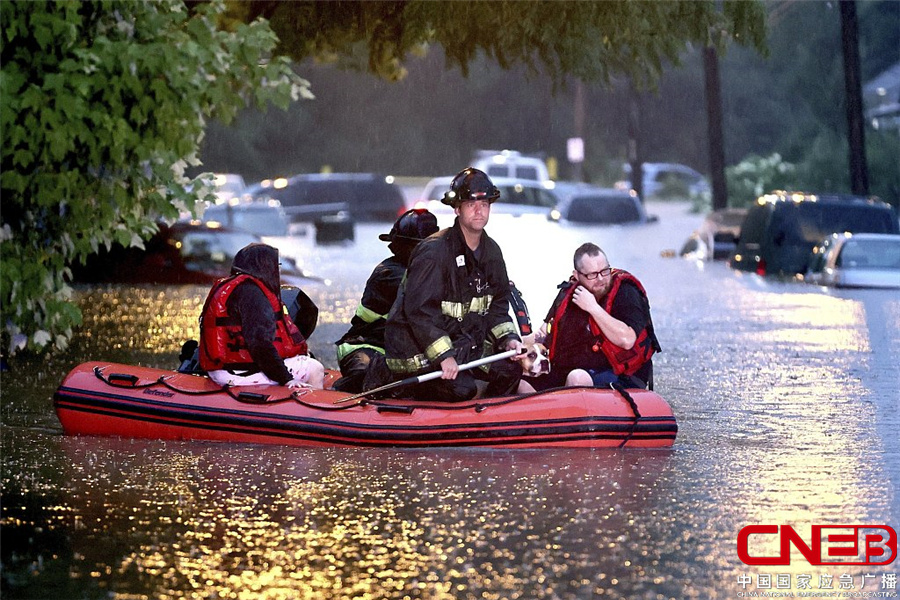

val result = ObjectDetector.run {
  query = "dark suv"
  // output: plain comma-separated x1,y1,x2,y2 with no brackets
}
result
729,191,899,276
259,173,406,222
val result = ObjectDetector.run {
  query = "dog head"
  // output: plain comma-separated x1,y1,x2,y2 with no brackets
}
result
520,334,551,377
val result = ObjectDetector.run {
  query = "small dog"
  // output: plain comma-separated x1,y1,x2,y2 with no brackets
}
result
519,333,551,377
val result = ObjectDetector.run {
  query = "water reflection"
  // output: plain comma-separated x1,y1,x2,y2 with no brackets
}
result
2,205,898,598
75,285,207,357
46,438,673,599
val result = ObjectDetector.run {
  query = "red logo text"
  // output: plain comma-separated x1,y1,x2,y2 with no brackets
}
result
737,525,897,566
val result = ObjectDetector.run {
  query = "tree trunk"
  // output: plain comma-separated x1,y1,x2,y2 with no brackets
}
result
628,85,643,202
839,0,869,196
703,45,728,211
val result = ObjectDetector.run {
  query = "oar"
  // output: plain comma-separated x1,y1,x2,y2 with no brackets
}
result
333,348,520,404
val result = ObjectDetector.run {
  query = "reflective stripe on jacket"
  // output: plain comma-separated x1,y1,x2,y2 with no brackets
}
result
335,256,405,362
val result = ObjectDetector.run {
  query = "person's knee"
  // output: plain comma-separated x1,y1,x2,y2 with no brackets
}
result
310,359,325,387
517,379,536,394
485,359,522,396
565,369,593,386
420,376,477,402
339,349,374,377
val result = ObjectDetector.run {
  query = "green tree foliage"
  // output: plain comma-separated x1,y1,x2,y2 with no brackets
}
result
230,0,767,86
715,1,899,207
1,0,309,354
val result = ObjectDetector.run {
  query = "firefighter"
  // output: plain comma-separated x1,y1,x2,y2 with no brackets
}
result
373,168,523,401
332,209,439,393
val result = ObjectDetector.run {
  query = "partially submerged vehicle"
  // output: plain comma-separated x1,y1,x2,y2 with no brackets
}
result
549,183,657,225
730,191,899,276
803,232,900,289
680,208,748,261
70,221,322,287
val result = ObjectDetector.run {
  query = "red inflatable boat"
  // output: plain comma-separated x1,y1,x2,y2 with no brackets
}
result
54,362,677,449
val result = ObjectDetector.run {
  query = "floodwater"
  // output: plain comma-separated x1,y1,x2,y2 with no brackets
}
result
2,202,898,599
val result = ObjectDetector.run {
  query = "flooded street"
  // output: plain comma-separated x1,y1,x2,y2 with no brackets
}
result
2,202,898,599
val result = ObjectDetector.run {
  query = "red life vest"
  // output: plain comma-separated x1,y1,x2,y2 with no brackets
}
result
199,274,308,372
547,270,658,376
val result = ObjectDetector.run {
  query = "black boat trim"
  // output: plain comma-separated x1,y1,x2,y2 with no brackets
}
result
55,388,677,447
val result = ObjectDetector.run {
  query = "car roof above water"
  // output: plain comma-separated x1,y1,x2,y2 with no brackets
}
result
755,190,891,206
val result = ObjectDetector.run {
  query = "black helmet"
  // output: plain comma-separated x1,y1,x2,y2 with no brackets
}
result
379,209,439,244
441,168,500,207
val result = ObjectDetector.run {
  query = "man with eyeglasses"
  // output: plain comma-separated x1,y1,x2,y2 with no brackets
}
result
520,242,660,391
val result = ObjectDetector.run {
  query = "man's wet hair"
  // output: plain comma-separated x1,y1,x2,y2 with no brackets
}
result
573,242,608,270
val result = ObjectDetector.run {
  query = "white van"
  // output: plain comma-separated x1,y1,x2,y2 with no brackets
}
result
412,176,560,227
471,150,550,182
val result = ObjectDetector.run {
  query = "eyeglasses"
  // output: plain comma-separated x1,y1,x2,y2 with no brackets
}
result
577,267,612,280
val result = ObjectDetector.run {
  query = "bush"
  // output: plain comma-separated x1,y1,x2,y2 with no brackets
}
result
725,153,796,208
865,130,899,210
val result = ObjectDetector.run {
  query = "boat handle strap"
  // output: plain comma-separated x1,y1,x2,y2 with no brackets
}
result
107,373,139,386
375,405,415,415
236,391,270,404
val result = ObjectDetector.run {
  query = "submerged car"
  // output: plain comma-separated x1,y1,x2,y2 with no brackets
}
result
202,199,290,237
616,162,710,200
70,221,322,286
548,183,656,225
730,191,899,276
470,149,551,182
804,233,900,289
210,173,248,203
256,173,405,222
679,208,748,261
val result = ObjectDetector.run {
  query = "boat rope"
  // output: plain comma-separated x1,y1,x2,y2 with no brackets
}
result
610,380,641,448
368,385,592,414
92,366,363,412
91,366,646,428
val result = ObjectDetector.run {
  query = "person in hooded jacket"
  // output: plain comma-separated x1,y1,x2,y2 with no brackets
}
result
332,209,439,393
199,243,324,389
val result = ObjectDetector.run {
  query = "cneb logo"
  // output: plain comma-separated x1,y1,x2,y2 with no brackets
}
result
737,525,897,566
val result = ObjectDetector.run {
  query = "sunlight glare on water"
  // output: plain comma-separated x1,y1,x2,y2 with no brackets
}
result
52,439,678,600
2,203,898,599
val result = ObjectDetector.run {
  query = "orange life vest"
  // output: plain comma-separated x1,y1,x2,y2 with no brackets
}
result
547,270,658,376
199,274,308,372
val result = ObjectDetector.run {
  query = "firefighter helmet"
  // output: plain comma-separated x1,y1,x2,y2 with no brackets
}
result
378,209,439,244
441,168,500,207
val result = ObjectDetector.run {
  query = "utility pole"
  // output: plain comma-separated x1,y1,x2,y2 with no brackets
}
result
703,45,728,211
627,85,643,202
572,80,586,182
839,0,869,196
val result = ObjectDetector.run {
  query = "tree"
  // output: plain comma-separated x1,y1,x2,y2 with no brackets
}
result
230,0,767,87
1,0,309,354
839,0,868,196
199,1,766,182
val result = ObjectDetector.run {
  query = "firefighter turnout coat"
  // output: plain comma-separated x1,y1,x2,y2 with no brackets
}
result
384,219,519,374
